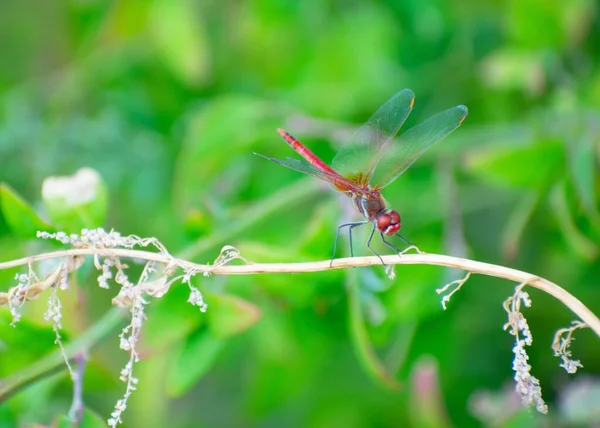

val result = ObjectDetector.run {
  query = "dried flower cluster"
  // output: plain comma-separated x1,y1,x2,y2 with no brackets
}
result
438,273,589,416
503,285,548,414
2,228,212,426
552,321,585,374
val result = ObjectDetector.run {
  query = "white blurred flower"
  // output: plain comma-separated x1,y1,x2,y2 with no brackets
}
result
42,167,101,207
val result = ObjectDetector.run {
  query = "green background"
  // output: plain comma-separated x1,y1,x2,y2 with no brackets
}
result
1,0,599,427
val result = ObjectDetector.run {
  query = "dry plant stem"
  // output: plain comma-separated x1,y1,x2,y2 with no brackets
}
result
2,250,599,337
67,352,87,422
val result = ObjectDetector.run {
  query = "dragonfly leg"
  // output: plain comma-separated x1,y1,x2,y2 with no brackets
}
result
331,221,368,267
381,233,403,254
348,222,368,257
366,225,385,265
396,233,415,247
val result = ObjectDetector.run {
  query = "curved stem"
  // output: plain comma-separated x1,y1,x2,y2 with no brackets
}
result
1,249,599,337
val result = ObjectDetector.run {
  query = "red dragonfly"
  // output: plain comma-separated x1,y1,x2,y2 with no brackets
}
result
256,89,467,263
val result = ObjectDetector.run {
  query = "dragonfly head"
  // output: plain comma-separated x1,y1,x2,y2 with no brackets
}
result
376,210,401,236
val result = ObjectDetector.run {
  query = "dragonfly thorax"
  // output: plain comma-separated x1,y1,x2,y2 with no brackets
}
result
352,192,386,221
351,192,401,235
375,209,401,236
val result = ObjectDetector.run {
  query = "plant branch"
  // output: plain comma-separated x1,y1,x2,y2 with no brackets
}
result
1,248,599,337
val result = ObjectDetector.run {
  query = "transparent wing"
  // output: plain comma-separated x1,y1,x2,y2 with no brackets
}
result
255,153,369,195
331,89,415,186
370,105,468,189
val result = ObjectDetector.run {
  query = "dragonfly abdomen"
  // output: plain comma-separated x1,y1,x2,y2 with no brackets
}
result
277,128,340,177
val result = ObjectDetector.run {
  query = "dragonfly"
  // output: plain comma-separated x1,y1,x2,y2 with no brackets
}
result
256,89,468,264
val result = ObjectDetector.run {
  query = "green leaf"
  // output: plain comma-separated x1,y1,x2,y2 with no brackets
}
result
293,6,401,117
206,292,261,339
0,400,16,427
501,191,542,261
41,168,108,233
0,183,53,238
0,311,57,353
148,0,210,87
508,0,566,49
550,181,597,260
54,408,106,428
347,270,402,390
178,177,321,261
358,269,392,327
142,285,205,352
98,0,153,42
568,133,597,218
173,95,274,219
479,49,545,94
465,140,565,190
166,327,225,397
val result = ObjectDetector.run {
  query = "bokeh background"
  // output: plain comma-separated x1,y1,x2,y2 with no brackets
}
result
1,0,600,427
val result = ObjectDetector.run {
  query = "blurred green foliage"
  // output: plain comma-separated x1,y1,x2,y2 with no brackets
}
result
0,0,600,427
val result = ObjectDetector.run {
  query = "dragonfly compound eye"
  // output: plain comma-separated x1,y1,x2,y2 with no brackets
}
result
377,210,401,235
389,211,400,226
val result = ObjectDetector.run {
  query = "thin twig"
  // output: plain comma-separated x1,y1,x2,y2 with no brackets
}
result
67,352,87,422
1,248,599,337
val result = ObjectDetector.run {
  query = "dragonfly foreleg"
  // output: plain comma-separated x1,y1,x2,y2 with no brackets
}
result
348,222,369,258
380,233,403,254
396,233,415,247
366,225,385,265
331,221,368,267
